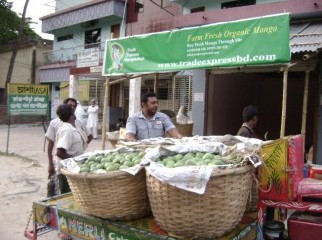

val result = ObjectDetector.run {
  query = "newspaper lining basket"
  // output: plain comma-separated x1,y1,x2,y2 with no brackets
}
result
61,169,150,220
146,164,253,238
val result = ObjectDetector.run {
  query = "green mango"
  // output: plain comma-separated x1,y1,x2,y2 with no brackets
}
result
134,159,141,165
104,162,112,169
212,159,225,165
80,166,90,173
163,156,174,164
208,159,225,166
196,160,207,166
138,152,145,158
202,153,215,160
183,152,195,160
174,162,184,168
203,159,212,164
90,166,100,172
174,154,183,161
185,159,196,166
132,156,141,163
195,152,205,158
125,154,134,161
88,155,96,161
124,161,134,167
166,161,175,168
119,165,129,170
95,156,103,163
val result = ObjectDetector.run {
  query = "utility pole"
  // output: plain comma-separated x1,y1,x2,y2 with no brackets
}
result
31,44,36,84
5,0,30,93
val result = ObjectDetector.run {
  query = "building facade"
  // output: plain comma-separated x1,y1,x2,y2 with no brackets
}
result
40,0,322,162
0,38,53,124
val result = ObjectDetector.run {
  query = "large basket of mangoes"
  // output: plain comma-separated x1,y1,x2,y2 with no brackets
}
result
61,149,150,220
146,150,254,238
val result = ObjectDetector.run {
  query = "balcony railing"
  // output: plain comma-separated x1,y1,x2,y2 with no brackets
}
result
42,42,106,65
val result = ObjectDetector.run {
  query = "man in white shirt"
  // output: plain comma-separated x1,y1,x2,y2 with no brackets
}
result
45,98,92,195
54,104,86,194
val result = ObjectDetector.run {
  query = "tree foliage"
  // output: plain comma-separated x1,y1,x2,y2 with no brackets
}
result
0,0,40,50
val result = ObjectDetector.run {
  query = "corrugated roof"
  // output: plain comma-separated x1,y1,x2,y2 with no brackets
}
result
290,22,322,53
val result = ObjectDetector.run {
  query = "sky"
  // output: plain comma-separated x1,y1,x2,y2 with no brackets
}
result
11,0,55,40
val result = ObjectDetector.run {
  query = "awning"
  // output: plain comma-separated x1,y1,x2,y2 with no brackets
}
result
290,22,322,53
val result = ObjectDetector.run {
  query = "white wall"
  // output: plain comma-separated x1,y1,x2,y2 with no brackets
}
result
191,69,206,136
56,0,90,12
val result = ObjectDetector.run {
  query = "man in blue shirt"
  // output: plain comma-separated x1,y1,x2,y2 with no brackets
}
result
126,92,182,141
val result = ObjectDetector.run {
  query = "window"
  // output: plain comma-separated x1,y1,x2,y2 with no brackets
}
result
221,0,256,9
0,88,5,104
135,0,144,13
173,76,193,112
127,0,144,23
111,24,120,39
57,34,73,42
85,28,101,49
158,88,168,100
190,6,205,13
161,0,172,8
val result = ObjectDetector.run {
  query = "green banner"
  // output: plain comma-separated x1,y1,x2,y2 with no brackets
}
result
57,209,177,240
103,14,290,76
7,83,49,116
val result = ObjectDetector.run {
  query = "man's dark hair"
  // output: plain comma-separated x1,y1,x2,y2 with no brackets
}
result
63,98,77,105
141,92,157,103
243,105,258,122
56,104,74,122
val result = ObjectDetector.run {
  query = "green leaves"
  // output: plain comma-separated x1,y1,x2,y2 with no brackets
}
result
0,0,40,51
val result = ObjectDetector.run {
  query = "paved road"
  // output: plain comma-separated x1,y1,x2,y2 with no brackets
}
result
0,123,111,239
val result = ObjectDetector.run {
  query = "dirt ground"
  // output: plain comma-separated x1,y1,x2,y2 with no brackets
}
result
0,154,53,239
0,124,105,239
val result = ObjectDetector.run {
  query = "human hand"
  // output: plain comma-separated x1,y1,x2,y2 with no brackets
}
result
48,164,55,179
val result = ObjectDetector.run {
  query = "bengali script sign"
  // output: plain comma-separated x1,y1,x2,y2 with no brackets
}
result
7,83,49,116
103,14,290,76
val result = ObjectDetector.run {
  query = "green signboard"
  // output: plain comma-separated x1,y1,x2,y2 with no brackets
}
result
57,209,178,240
7,83,49,116
103,14,290,76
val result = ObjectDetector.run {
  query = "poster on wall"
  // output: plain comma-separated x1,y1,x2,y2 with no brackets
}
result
7,83,49,116
103,13,290,76
60,81,90,101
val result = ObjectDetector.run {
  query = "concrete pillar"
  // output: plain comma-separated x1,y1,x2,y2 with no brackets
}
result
177,69,206,136
69,75,78,99
129,77,141,116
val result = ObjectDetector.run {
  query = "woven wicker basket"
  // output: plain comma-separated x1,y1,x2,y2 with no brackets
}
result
146,164,253,238
61,169,150,220
245,178,258,212
166,123,193,137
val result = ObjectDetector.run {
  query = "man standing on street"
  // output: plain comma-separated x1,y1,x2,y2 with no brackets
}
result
45,98,92,196
126,92,182,141
86,99,99,139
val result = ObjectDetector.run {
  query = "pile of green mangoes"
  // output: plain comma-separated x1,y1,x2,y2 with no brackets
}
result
156,152,240,168
79,151,145,173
